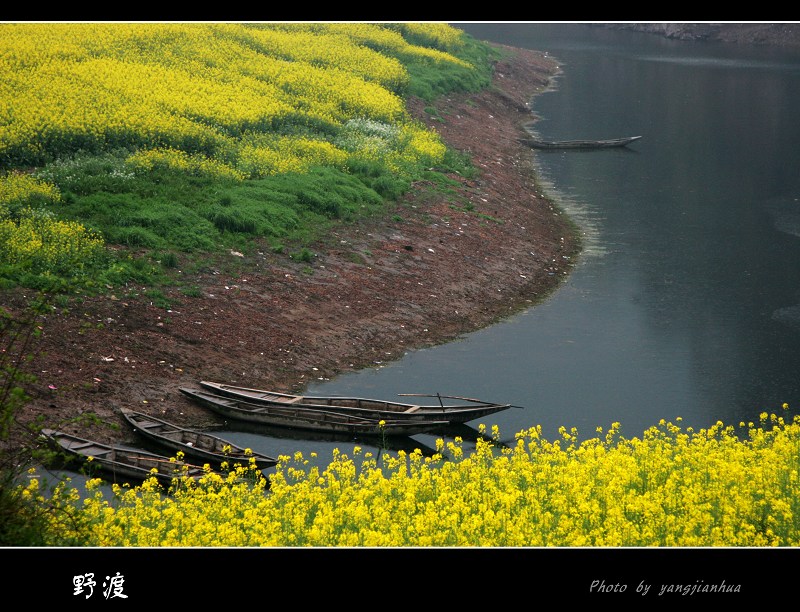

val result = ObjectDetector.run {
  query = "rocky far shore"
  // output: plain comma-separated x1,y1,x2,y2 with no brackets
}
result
8,44,582,449
603,23,800,47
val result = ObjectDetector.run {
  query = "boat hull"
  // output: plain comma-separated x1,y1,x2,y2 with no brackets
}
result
40,428,213,487
120,409,277,469
180,387,449,436
518,135,642,149
197,381,512,425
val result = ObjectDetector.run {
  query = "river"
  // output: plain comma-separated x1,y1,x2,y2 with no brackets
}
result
285,23,800,458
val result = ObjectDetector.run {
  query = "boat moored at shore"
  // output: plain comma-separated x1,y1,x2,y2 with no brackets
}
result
197,380,514,425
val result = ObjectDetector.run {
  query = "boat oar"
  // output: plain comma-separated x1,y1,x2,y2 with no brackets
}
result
398,393,526,409
398,393,492,404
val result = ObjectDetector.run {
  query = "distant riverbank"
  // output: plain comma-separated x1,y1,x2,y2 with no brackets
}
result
602,23,800,47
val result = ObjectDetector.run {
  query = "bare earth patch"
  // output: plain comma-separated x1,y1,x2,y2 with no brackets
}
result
7,45,581,447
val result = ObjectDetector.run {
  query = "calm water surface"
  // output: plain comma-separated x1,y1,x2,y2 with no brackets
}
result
292,24,800,459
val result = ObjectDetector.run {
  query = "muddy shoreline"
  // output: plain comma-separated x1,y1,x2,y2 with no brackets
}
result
8,45,583,448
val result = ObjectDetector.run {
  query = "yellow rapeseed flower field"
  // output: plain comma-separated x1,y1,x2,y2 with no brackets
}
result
0,23,462,178
0,173,103,272
29,405,800,546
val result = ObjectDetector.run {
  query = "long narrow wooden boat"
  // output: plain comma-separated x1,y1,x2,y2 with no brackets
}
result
120,408,277,470
197,380,514,425
517,135,642,149
179,387,450,436
39,428,217,488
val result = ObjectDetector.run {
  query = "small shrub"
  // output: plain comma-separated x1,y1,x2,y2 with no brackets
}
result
206,208,258,233
291,248,314,263
144,289,170,309
110,226,160,248
159,252,179,268
181,286,202,298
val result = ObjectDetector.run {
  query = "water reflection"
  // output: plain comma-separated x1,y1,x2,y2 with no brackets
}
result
214,421,440,459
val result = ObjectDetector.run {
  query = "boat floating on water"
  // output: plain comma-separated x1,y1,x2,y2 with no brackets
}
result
196,380,515,425
39,428,219,488
179,386,451,437
120,408,278,470
517,135,642,150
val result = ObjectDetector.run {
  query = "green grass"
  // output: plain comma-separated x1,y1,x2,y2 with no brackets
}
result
45,157,397,251
6,132,479,296
403,35,498,101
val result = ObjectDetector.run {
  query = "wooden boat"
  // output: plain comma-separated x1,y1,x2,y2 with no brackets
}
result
197,380,514,425
517,135,642,150
179,387,450,436
120,408,277,470
39,428,217,488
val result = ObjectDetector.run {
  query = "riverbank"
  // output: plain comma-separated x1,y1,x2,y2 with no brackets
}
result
11,44,582,447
